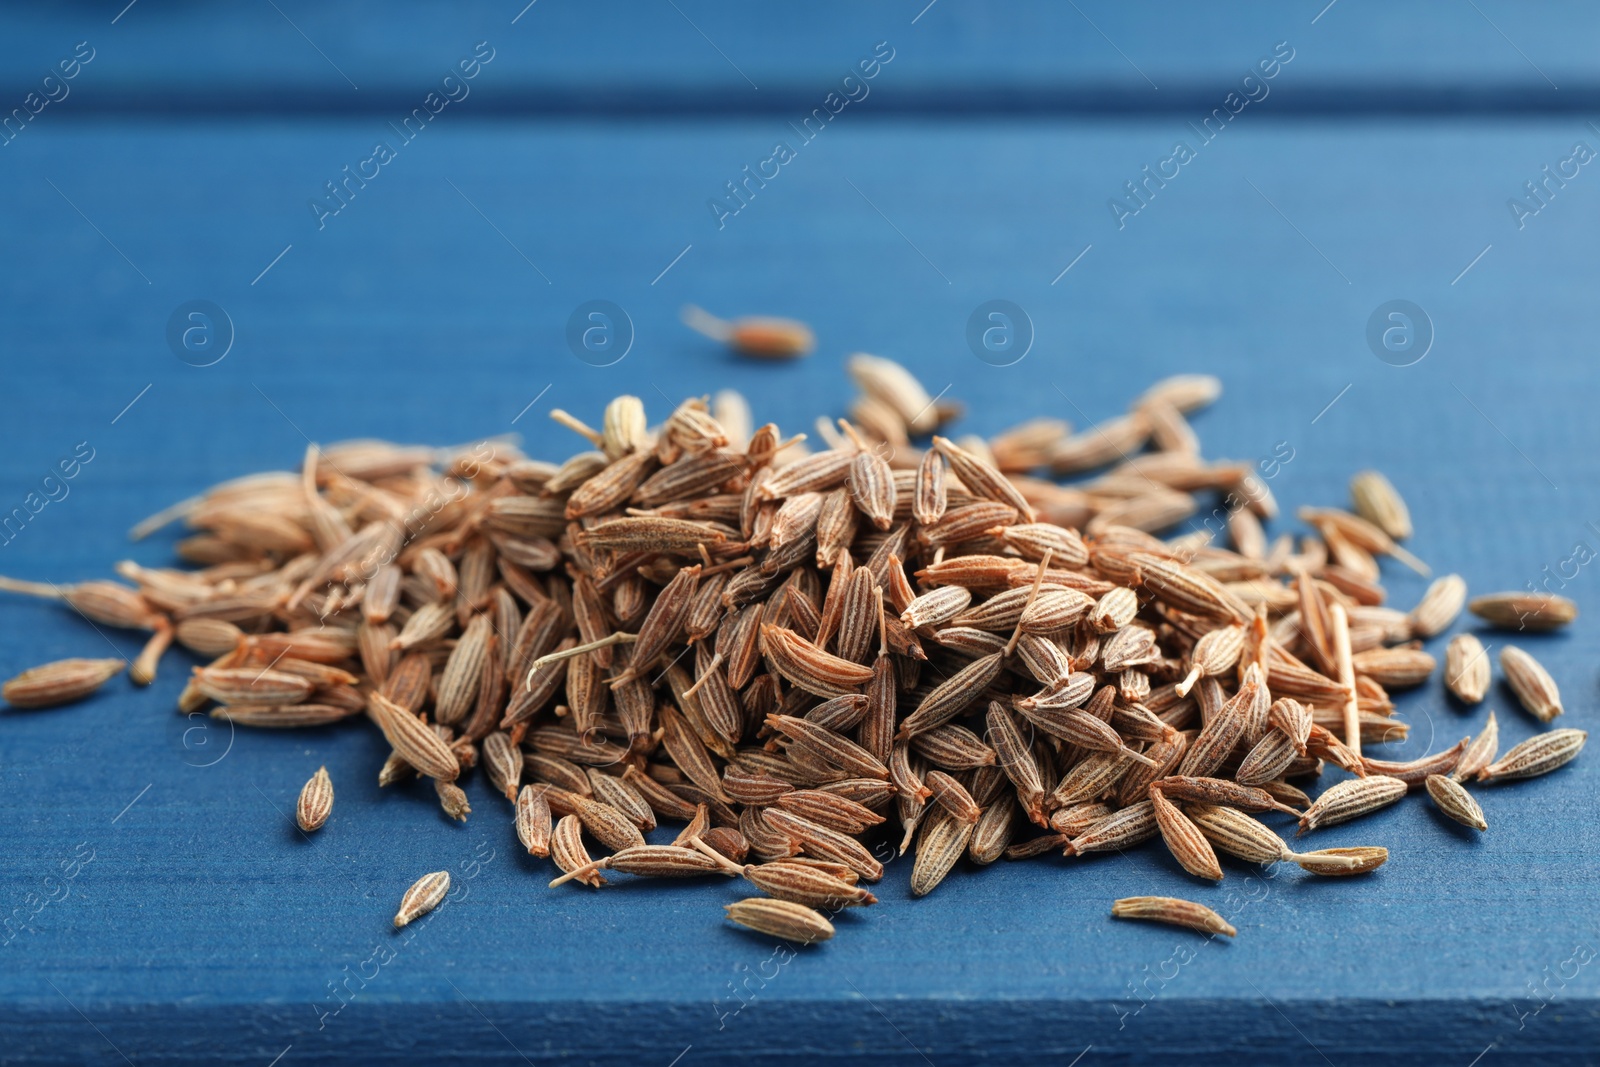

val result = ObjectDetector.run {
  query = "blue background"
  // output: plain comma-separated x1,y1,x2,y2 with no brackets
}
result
1,3,1597,1064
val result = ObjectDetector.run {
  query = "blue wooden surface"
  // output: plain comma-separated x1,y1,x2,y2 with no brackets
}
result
3,1,1600,114
2,4,1599,1065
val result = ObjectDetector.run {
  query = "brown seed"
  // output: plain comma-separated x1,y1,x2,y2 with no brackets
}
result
295,766,334,832
762,809,883,881
1409,574,1466,639
911,448,948,526
1350,470,1412,540
1297,776,1407,834
481,732,522,802
1349,647,1436,688
761,625,875,698
934,436,1035,523
1425,774,1486,830
1155,776,1300,817
367,692,459,782
435,779,472,821
910,807,977,896
1289,846,1389,876
1070,800,1158,854
1150,788,1222,881
1478,728,1586,782
1090,586,1139,633
552,813,605,887
1444,633,1491,704
2,657,126,708
896,652,1004,739
394,871,451,928
194,666,315,707
1500,646,1563,722
571,795,646,852
1176,675,1258,778
1451,710,1500,782
1358,739,1468,787
1468,592,1578,632
743,862,877,908
1186,803,1290,865
212,703,357,728
515,784,552,856
1111,896,1235,937
724,897,834,943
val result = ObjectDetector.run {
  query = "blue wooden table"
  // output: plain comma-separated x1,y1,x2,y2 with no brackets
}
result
1,3,1597,1063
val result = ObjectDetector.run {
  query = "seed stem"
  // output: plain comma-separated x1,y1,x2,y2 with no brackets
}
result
1328,602,1361,757
1003,548,1052,658
525,631,639,685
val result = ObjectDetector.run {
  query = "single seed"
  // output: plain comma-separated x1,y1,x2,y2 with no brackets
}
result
1451,710,1499,782
1500,646,1563,722
1111,896,1235,937
1425,774,1486,831
1409,574,1466,639
1350,470,1412,540
1468,592,1577,632
1444,633,1490,704
724,897,834,943
394,871,451,927
1478,729,1586,782
296,766,334,832
3,658,126,708
1297,776,1407,834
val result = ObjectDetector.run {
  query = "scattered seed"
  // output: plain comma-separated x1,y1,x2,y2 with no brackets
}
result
1478,729,1586,782
3,658,126,709
1500,646,1563,722
724,897,834,943
394,871,451,927
1111,896,1235,937
296,766,334,832
1469,592,1577,632
1445,633,1490,704
1425,774,1486,830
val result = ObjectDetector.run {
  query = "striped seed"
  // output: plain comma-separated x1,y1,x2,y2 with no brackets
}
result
1500,646,1563,722
1150,788,1222,881
1297,776,1407,834
435,779,472,821
1350,470,1412,540
912,448,947,525
1409,574,1466,639
1290,847,1389,876
296,766,334,832
847,449,897,531
481,732,522,802
1425,774,1486,830
723,897,834,944
1070,800,1158,855
933,436,1035,522
367,692,459,781
1349,647,1436,688
515,784,552,856
1445,633,1490,704
1478,729,1586,782
394,871,451,928
1111,896,1235,937
761,625,875,698
1451,711,1499,782
910,807,977,896
1186,803,1290,865
3,658,126,708
743,862,877,908
552,814,605,887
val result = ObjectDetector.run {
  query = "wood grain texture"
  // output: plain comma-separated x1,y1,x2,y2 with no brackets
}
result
0,21,1597,1061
